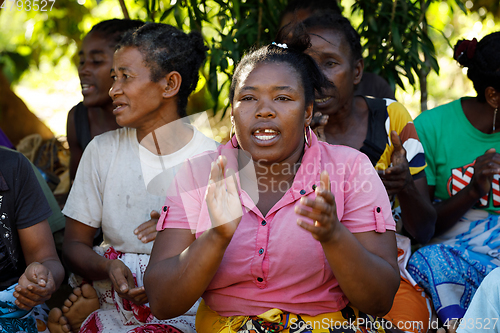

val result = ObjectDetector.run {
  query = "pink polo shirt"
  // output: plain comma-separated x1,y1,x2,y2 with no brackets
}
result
157,133,395,317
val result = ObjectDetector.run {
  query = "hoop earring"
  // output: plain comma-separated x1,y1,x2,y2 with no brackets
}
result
230,124,239,148
493,108,498,133
304,126,311,148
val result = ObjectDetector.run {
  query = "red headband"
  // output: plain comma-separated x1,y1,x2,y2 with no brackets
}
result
455,38,478,60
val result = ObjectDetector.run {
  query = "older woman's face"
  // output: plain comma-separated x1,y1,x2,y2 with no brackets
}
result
109,47,166,130
305,28,363,115
232,62,312,165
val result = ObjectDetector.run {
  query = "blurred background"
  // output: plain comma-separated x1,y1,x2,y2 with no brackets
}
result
0,0,499,143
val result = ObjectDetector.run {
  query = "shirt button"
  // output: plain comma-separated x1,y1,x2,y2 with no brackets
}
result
376,207,381,213
258,248,264,255
300,189,306,195
257,277,263,282
312,184,317,190
261,220,267,226
163,206,168,212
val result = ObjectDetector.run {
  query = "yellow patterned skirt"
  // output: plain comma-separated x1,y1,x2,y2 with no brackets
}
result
196,299,391,333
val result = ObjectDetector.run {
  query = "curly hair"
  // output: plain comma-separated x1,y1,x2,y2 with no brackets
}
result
89,19,144,45
454,32,500,102
117,23,208,117
230,35,328,107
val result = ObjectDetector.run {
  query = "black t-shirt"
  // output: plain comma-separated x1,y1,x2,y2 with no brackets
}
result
0,147,52,290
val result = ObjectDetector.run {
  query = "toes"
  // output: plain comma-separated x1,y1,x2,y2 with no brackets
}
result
72,287,82,297
48,308,62,323
63,299,73,309
80,284,98,299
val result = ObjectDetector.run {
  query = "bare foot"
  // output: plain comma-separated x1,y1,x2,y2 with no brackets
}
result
48,307,71,333
47,284,100,333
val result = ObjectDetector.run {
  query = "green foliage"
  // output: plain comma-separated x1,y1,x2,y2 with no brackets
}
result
352,0,449,91
0,0,89,84
142,0,287,116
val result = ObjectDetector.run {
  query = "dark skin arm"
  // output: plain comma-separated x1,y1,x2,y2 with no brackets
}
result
431,148,500,236
14,220,65,310
63,217,147,305
378,131,436,243
295,171,400,317
67,106,83,182
145,156,243,320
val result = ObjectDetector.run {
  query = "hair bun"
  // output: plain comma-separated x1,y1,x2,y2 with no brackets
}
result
454,38,478,66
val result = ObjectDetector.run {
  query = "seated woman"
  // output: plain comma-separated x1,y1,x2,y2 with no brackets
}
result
47,23,217,333
408,31,500,330
0,147,64,333
145,38,400,332
280,13,436,332
67,18,144,182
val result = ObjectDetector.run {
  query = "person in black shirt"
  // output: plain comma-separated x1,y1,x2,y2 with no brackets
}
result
0,147,64,332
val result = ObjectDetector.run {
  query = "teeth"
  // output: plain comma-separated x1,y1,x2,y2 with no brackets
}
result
255,135,276,141
254,129,277,134
315,97,331,103
82,84,91,89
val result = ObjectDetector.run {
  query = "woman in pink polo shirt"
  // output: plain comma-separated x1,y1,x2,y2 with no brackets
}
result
144,38,400,332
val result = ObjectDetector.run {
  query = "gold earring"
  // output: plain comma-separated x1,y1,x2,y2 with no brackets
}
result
230,123,239,148
304,126,311,148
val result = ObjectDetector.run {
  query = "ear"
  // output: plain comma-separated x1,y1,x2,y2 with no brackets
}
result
161,71,182,99
304,101,314,127
352,58,364,86
485,86,500,109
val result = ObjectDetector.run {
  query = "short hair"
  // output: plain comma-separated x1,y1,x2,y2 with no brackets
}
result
454,31,500,102
301,12,363,65
279,0,341,26
117,23,208,118
230,35,328,107
88,19,144,45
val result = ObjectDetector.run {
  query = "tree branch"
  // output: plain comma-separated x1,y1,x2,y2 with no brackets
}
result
118,0,130,19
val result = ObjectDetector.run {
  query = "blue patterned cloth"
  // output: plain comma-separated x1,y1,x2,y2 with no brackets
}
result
408,210,500,322
0,284,36,333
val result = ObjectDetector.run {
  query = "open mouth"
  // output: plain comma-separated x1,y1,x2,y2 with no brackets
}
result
253,128,280,141
315,97,332,104
81,84,95,94
112,103,127,114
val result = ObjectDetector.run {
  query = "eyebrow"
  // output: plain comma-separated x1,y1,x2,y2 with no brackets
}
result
78,50,106,56
239,86,295,92
272,86,295,92
110,67,131,75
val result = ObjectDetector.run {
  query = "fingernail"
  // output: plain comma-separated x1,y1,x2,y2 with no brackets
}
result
141,237,147,242
134,229,138,234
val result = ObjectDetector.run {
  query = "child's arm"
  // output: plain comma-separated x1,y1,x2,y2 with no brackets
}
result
14,219,64,310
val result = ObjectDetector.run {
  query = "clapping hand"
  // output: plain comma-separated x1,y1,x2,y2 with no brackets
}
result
295,170,340,243
378,131,412,196
206,155,243,240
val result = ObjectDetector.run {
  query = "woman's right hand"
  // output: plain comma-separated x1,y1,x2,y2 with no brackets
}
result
470,148,500,197
206,155,243,240
107,259,148,305
310,111,329,142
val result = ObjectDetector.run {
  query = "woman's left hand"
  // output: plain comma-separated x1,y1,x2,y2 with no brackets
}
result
378,131,412,196
14,262,55,310
295,170,340,243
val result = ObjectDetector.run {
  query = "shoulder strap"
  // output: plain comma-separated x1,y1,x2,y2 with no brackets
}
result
74,102,92,151
360,97,389,166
